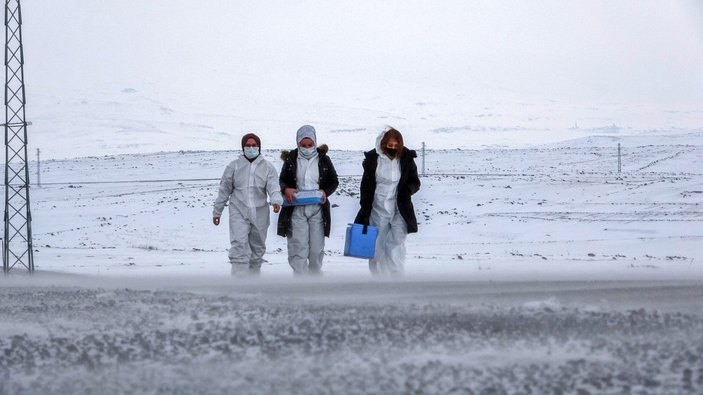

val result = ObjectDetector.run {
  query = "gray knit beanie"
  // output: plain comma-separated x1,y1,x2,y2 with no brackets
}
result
296,125,317,146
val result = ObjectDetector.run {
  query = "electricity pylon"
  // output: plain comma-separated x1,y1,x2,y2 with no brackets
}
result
3,0,33,272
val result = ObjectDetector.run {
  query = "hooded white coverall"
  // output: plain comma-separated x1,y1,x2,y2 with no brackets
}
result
288,152,325,274
369,132,407,275
213,155,282,272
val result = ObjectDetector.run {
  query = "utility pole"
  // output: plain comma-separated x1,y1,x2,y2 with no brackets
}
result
3,0,33,272
421,141,426,176
617,143,621,174
35,147,39,187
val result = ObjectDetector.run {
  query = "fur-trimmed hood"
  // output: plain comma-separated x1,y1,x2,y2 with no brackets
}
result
280,144,329,161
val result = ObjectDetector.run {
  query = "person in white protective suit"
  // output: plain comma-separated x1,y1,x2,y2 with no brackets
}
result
213,133,282,275
354,128,421,275
277,125,339,275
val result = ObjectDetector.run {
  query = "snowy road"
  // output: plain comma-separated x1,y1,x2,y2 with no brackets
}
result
2,276,703,394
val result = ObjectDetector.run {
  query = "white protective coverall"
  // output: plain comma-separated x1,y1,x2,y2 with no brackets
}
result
288,152,324,274
369,132,407,275
213,154,282,272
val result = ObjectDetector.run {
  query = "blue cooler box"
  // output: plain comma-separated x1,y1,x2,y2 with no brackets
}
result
344,224,378,259
282,190,324,206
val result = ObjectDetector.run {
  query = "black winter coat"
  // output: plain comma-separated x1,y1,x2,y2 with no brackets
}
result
354,147,421,233
277,145,339,237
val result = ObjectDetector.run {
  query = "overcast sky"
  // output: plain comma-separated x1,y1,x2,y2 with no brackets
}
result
22,0,703,107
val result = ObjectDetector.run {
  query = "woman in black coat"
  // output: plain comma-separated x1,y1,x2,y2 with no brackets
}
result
354,128,421,274
278,125,339,275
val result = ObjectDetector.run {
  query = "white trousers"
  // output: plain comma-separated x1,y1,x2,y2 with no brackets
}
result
369,207,407,275
228,205,270,270
287,205,325,274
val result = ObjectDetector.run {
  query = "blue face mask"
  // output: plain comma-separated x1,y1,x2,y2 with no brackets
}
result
299,146,317,159
243,147,260,159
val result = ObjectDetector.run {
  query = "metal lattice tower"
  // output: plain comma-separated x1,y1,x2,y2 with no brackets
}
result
3,0,33,272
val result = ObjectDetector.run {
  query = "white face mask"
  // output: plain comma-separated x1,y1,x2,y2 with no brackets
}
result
243,147,260,159
299,146,317,159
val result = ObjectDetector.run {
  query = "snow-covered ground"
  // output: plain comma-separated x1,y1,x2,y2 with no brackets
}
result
2,131,702,394
23,131,703,280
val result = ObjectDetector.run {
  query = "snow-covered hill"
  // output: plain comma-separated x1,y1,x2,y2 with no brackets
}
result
18,1,703,159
